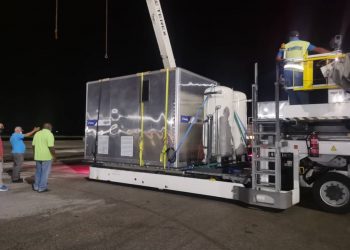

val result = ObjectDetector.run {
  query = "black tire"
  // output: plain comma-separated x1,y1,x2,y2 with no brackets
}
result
312,172,350,214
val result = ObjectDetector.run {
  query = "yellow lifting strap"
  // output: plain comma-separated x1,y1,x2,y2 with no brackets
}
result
160,68,170,169
139,73,145,167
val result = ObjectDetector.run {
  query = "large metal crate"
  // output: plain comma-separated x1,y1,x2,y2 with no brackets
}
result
85,68,217,168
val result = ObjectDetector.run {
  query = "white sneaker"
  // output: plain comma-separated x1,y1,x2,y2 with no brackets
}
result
0,185,8,191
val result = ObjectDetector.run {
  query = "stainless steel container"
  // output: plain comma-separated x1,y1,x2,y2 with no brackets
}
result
85,68,217,168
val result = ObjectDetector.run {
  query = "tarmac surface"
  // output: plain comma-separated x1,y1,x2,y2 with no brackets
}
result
0,141,350,250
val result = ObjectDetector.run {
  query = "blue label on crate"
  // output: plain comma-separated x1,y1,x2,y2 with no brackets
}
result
181,115,192,123
87,119,98,126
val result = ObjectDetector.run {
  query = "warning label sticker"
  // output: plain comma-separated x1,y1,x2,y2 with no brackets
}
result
97,135,109,154
98,119,111,126
331,145,337,152
121,136,133,157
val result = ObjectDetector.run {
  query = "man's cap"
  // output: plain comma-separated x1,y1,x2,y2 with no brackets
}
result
289,30,300,37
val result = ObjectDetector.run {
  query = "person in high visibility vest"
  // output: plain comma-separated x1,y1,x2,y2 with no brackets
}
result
276,30,329,105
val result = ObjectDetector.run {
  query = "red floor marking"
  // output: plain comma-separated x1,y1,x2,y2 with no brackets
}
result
68,165,90,174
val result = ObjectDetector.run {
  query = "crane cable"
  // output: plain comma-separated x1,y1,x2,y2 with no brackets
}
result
54,0,58,40
105,0,109,59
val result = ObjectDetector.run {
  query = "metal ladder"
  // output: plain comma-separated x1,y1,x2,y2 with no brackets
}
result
251,63,282,191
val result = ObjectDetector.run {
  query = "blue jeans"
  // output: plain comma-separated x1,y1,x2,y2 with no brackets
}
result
34,160,52,191
284,70,309,105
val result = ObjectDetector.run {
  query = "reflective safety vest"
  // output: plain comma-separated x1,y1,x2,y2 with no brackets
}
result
284,40,310,71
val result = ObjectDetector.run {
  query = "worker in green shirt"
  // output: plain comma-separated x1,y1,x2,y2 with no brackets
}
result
32,123,56,192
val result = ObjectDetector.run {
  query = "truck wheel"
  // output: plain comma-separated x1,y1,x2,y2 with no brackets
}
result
313,172,350,214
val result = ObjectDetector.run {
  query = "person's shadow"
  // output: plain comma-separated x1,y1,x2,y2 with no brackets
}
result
297,187,320,211
25,176,35,184
5,168,35,184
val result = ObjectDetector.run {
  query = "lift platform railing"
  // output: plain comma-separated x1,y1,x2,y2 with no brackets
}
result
285,52,345,91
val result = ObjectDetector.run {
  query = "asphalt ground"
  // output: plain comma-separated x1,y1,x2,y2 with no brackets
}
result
0,158,350,250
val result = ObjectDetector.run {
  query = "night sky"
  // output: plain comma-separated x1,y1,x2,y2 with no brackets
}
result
2,0,350,135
